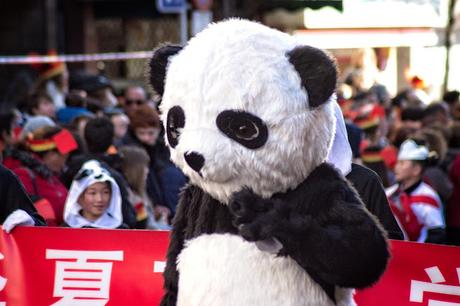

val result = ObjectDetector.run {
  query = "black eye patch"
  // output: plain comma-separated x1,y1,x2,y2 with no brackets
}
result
166,106,185,148
75,169,92,181
216,110,268,149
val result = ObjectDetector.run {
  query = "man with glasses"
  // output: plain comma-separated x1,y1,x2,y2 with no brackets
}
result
122,86,147,114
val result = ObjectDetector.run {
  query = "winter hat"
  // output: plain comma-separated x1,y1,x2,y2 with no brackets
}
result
26,127,78,155
327,101,352,176
353,103,385,131
70,72,112,93
56,107,95,124
397,139,429,161
128,104,160,129
20,115,56,139
64,160,122,228
361,146,384,163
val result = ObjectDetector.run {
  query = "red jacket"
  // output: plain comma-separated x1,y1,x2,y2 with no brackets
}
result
3,152,68,226
387,181,444,242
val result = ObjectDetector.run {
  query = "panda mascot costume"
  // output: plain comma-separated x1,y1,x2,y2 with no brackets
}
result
148,19,389,306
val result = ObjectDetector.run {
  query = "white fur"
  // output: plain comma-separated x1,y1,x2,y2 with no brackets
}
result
177,234,355,306
160,19,336,204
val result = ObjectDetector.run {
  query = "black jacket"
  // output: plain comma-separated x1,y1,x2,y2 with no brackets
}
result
0,164,45,226
346,163,404,240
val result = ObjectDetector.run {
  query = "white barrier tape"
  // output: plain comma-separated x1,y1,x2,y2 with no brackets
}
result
0,51,154,64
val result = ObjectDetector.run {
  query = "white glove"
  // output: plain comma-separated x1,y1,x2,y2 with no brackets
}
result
3,209,35,233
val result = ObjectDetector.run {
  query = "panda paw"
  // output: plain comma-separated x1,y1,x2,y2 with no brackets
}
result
229,189,288,242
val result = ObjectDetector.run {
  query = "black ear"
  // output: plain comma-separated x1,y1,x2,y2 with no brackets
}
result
287,46,337,108
148,44,183,97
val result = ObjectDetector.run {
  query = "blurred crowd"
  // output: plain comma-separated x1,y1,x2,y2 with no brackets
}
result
339,72,460,246
0,56,460,247
0,58,186,231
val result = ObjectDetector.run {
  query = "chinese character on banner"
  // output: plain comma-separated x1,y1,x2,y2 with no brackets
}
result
153,260,166,273
410,266,460,305
46,250,123,306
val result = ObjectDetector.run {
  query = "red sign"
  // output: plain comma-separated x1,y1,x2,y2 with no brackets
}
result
0,227,169,305
356,240,460,305
0,227,459,305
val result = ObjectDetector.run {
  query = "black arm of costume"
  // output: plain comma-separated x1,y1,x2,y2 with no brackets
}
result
230,164,390,289
160,185,192,306
0,165,45,226
275,164,390,289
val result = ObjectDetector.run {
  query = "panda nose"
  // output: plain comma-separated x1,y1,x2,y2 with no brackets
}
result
184,151,205,173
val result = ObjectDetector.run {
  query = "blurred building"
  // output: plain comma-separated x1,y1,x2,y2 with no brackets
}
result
260,0,459,100
0,0,181,104
0,0,459,105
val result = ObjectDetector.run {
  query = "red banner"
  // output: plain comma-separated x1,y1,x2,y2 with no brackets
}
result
0,226,459,306
356,240,460,306
0,227,169,305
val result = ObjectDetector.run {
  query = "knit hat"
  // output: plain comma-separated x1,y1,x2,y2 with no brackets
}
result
26,128,78,155
128,104,160,129
70,72,112,93
64,160,122,228
20,116,56,139
361,146,384,163
353,103,385,131
397,139,429,161
56,107,95,124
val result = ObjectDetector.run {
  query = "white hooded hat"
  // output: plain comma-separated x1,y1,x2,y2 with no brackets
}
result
327,101,353,176
397,139,429,161
64,160,123,228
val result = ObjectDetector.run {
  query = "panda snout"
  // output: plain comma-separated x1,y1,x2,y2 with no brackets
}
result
184,151,205,173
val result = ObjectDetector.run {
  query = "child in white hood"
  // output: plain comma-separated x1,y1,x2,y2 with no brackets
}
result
63,160,127,228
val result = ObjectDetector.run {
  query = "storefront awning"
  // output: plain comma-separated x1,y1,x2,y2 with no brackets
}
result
293,28,439,49
259,0,342,12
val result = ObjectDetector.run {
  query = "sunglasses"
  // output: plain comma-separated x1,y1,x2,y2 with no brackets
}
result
125,99,145,106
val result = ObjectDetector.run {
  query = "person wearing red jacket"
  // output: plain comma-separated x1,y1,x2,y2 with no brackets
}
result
3,126,77,226
386,139,445,243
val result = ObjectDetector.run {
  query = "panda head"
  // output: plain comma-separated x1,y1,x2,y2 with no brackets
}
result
149,19,337,204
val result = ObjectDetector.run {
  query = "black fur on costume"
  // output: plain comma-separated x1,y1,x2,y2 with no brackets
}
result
161,163,389,305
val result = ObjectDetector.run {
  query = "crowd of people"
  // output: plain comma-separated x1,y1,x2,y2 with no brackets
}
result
0,60,186,231
0,57,459,247
339,76,460,246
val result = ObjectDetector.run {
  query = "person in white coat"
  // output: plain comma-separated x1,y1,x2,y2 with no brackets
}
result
386,139,445,243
